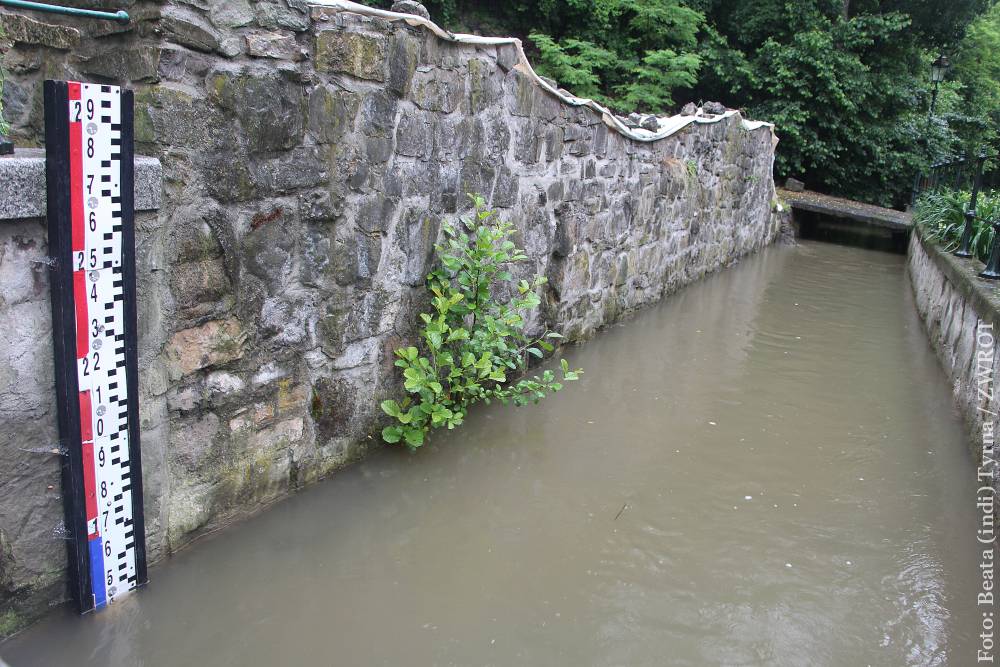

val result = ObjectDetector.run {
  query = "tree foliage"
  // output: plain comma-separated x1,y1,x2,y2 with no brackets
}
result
381,196,582,449
524,0,704,112
529,33,618,104
951,2,1000,153
691,0,996,206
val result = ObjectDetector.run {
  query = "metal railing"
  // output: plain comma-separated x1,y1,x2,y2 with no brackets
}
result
917,155,971,196
931,151,1000,279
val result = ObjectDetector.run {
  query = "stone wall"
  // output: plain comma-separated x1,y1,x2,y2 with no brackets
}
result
0,1,780,630
908,230,999,489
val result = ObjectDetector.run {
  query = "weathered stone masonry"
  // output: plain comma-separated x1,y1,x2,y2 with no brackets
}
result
909,230,1000,494
0,2,780,630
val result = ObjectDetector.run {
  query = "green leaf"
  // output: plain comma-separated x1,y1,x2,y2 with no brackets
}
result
381,426,403,444
380,400,401,417
404,428,425,448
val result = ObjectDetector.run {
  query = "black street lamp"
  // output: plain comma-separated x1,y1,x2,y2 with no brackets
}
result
929,54,950,115
912,54,952,205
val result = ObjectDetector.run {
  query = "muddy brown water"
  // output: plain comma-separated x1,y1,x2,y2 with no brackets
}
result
2,241,981,666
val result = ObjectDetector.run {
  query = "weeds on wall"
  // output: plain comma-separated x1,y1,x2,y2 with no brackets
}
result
381,195,582,449
916,189,1000,263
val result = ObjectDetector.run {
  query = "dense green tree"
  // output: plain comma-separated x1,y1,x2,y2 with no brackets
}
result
951,2,1000,151
875,0,992,46
688,0,996,204
524,0,706,112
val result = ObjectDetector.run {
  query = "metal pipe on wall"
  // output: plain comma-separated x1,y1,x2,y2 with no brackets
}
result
0,0,128,23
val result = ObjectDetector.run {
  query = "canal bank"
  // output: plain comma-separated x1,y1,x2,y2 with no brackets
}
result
2,240,980,666
908,227,1000,497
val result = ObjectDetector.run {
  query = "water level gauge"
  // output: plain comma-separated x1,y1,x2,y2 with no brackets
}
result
43,80,148,613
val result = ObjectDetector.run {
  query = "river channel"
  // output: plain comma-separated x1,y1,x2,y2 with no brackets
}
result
2,240,980,666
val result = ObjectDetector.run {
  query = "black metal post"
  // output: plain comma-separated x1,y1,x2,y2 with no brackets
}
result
979,219,1000,279
0,136,12,156
955,152,986,258
954,154,965,190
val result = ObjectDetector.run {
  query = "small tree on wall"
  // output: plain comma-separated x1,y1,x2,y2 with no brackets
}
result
381,195,583,449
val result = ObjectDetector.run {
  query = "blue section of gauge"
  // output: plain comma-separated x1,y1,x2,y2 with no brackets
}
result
88,537,106,608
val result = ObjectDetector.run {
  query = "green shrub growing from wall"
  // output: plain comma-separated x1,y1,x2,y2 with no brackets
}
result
381,195,582,449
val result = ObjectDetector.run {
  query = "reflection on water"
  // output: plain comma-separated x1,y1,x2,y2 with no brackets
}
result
2,241,980,666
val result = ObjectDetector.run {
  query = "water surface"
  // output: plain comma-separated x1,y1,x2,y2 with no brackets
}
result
2,241,980,666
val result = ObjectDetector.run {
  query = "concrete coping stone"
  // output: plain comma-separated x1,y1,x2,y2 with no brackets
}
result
914,224,1000,331
0,148,162,221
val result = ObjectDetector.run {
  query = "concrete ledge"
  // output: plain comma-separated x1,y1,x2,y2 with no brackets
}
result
779,188,912,232
0,148,162,221
913,225,1000,330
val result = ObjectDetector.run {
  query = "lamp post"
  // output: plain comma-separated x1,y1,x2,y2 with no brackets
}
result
929,54,950,115
911,54,951,205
